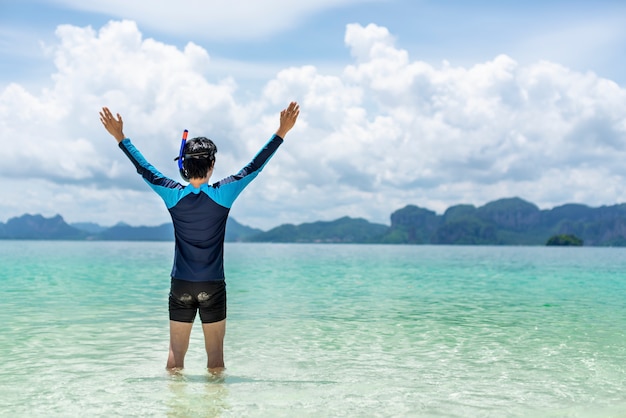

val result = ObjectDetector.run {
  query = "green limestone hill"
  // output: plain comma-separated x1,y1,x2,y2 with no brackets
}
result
246,216,389,243
0,215,261,242
546,234,584,246
1,214,86,240
381,205,440,244
384,197,626,246
95,222,174,241
4,197,626,246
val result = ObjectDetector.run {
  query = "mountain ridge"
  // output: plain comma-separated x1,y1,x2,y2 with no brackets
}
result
3,197,626,246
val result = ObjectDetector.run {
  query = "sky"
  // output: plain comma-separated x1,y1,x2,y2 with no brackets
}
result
1,0,626,230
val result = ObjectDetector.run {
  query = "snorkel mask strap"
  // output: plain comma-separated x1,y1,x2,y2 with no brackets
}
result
177,129,189,181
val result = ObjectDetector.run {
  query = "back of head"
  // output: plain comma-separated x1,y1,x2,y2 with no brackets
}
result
182,137,218,180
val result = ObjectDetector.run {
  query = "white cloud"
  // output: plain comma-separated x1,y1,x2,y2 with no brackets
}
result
1,21,626,229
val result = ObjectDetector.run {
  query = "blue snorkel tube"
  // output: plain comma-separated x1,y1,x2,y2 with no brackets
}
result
176,129,189,181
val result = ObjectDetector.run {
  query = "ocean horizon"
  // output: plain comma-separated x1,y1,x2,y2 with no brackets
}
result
1,241,625,417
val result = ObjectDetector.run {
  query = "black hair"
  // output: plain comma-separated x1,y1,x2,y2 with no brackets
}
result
181,137,217,180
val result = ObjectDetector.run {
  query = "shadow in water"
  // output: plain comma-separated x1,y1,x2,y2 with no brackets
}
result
126,372,337,386
166,372,230,418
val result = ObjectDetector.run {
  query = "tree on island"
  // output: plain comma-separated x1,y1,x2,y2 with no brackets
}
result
546,234,583,246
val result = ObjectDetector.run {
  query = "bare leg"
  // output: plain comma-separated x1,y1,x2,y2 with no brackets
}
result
167,320,193,370
202,319,226,374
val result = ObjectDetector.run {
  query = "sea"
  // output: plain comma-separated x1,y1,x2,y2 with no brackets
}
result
0,241,625,417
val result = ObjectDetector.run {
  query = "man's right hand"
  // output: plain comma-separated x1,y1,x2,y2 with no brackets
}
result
276,101,300,139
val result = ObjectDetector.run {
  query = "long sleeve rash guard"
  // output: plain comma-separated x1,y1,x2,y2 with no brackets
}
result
118,134,283,282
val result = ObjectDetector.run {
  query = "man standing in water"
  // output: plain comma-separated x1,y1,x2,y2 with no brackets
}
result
99,102,300,373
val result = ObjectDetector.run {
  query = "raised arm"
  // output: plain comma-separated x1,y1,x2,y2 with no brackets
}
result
240,101,300,174
99,107,126,143
98,106,183,205
275,101,300,139
208,101,300,208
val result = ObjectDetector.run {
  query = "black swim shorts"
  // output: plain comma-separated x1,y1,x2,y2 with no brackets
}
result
168,278,226,323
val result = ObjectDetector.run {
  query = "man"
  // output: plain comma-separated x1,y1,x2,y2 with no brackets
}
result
99,102,300,373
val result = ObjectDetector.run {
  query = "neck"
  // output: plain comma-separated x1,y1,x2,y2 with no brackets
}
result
189,168,213,188
189,177,207,188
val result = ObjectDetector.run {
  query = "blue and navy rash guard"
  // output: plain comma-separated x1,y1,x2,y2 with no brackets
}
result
118,134,283,282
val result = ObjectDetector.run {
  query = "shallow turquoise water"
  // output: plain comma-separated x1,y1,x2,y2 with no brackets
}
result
0,241,625,417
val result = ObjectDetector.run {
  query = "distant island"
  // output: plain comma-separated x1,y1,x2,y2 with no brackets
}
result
546,234,584,246
2,197,626,246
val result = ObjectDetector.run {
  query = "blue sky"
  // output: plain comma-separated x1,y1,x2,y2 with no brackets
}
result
3,0,626,86
1,0,626,229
